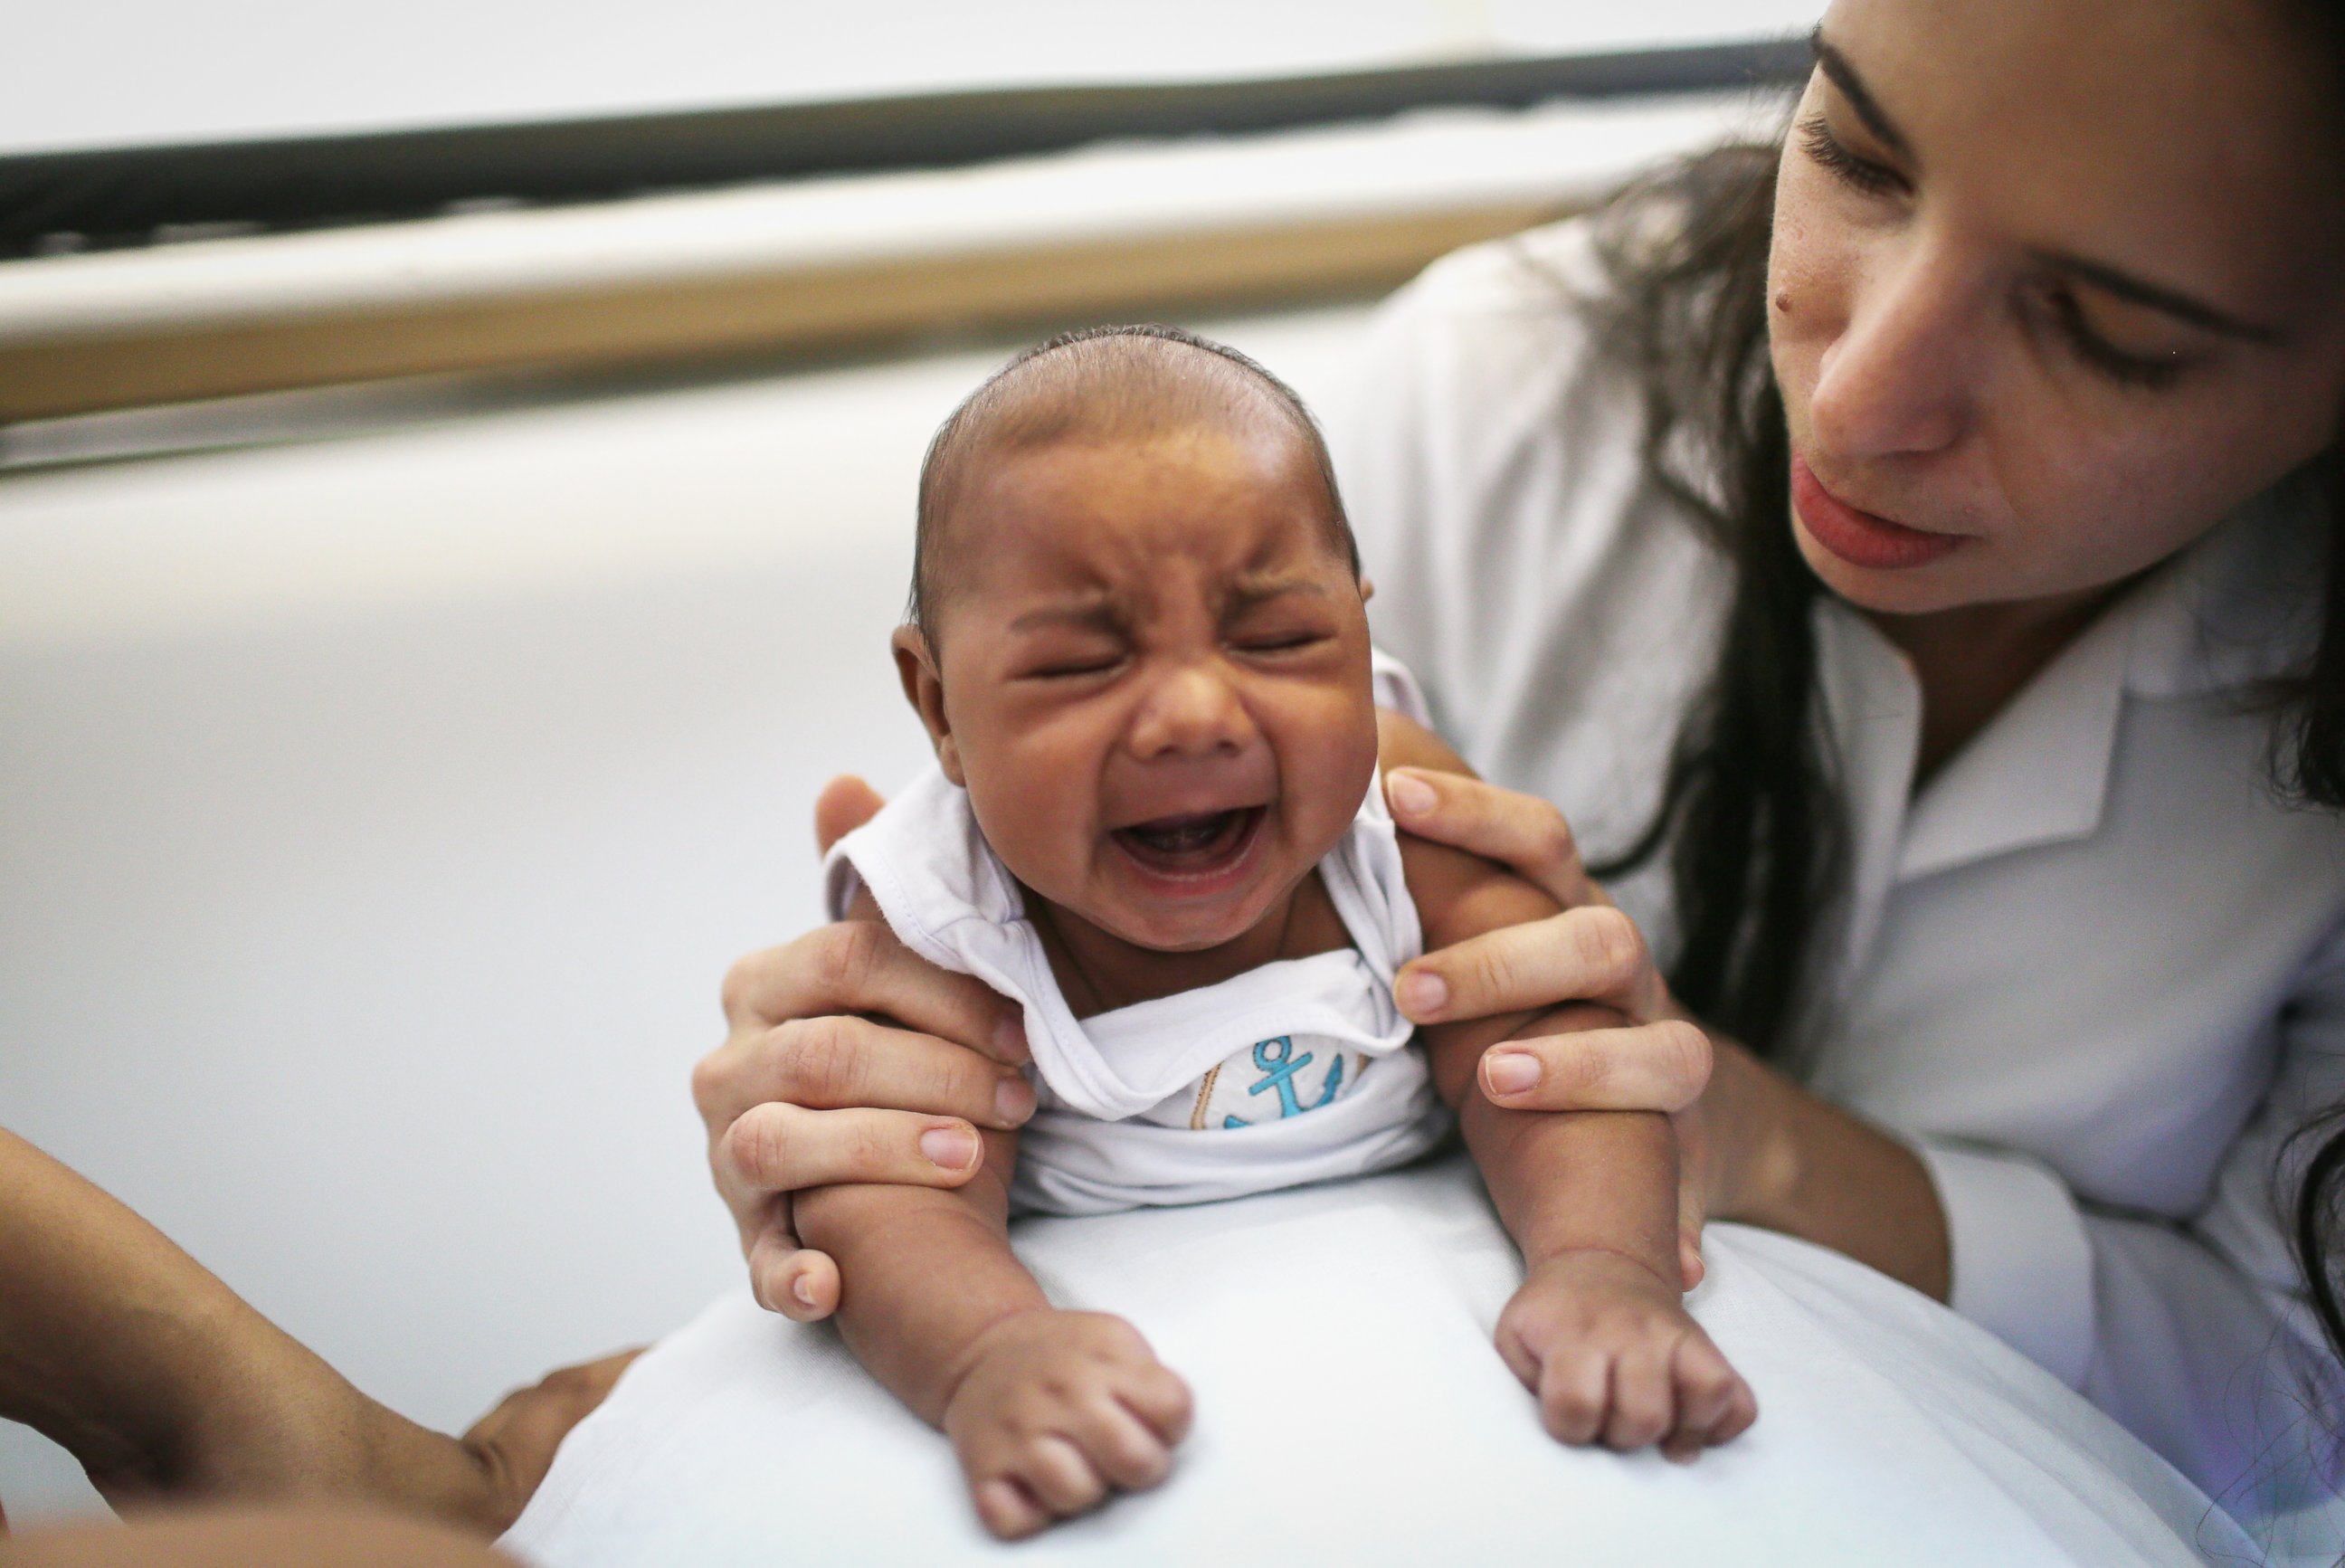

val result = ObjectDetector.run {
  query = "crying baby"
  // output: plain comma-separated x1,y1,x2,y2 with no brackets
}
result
803,324,1754,1541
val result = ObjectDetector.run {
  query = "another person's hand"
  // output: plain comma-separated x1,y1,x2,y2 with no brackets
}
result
1381,768,1762,1278
941,1311,1192,1541
451,1350,643,1532
692,776,1039,1323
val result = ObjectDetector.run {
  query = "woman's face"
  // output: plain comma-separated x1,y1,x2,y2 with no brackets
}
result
1770,0,2345,615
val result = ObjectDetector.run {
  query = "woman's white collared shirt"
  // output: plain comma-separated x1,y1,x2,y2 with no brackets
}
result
1331,217,2345,1516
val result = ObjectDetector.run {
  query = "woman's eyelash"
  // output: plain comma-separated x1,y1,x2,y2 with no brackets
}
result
1798,116,1906,198
2045,290,2187,390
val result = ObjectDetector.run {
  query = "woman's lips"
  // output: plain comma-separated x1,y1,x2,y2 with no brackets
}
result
1791,454,1966,571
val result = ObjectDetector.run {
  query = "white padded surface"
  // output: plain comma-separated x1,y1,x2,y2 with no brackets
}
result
506,1158,2250,1568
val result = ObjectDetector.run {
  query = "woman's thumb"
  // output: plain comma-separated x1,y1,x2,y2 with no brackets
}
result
814,774,887,853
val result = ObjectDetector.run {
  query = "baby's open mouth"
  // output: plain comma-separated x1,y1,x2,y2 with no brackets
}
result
1109,806,1267,877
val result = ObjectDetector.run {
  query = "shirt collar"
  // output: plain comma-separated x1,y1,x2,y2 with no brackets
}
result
1815,461,2330,892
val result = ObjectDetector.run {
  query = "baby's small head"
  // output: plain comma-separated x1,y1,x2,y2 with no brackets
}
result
894,325,1378,954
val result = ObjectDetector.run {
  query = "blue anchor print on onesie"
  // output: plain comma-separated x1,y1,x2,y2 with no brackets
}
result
1222,1035,1343,1129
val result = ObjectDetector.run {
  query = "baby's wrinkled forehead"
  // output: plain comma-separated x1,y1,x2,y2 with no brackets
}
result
910,328,1356,636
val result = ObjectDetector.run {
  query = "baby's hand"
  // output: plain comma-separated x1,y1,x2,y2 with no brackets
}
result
1495,1250,1756,1464
943,1309,1193,1540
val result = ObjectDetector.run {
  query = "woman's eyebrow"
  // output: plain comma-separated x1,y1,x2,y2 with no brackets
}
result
1811,33,1912,164
1811,28,2283,348
2036,251,2285,344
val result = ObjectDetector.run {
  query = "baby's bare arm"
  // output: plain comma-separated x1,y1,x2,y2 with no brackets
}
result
1382,714,1753,1456
792,1134,1042,1424
1379,711,1679,1284
794,1129,1191,1539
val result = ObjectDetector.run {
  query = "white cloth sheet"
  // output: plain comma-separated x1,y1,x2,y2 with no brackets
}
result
504,1157,2250,1567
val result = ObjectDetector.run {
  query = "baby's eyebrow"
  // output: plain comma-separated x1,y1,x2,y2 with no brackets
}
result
1223,576,1333,613
1007,600,1124,635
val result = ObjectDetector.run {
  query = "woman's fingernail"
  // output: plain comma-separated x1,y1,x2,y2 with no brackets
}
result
791,1274,820,1309
1485,1051,1542,1096
919,1126,980,1170
1398,972,1448,1017
993,1014,1030,1061
1387,772,1438,817
994,1075,1037,1125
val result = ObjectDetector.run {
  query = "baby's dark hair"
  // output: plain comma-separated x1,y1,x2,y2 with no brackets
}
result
907,324,1358,635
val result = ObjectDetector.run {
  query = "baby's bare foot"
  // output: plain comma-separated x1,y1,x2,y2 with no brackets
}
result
943,1309,1193,1540
1495,1250,1757,1463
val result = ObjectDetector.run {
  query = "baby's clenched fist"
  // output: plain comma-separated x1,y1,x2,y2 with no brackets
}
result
1495,1250,1757,1464
943,1309,1192,1540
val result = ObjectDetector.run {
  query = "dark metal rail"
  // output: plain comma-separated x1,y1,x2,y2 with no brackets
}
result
0,36,1810,259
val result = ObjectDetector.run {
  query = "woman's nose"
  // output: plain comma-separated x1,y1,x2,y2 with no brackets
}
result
1807,239,1975,461
1125,663,1252,758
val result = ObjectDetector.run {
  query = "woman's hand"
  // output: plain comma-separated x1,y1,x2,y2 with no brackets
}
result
1382,767,1950,1300
692,777,1040,1323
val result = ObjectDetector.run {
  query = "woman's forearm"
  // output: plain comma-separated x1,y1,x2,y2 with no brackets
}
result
1707,1048,1951,1301
0,1130,507,1527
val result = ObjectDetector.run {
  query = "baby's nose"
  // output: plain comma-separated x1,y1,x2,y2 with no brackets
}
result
1126,665,1252,757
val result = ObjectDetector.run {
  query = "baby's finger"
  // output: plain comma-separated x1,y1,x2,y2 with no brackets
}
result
721,1102,984,1200
1116,1365,1196,1445
1494,1324,1542,1392
1535,1345,1610,1445
1709,1375,1761,1447
1476,1020,1713,1114
1080,1402,1177,1491
747,1227,840,1321
973,1477,1049,1541
718,921,1029,1068
1021,1436,1108,1517
1661,1341,1741,1462
1601,1340,1675,1451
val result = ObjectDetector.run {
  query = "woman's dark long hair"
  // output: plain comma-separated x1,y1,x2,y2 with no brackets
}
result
1581,21,2345,1353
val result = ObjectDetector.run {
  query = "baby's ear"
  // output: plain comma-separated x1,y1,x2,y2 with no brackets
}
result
890,625,965,785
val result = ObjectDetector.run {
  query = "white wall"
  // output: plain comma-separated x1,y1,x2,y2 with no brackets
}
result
4,0,1822,154
0,306,1379,1522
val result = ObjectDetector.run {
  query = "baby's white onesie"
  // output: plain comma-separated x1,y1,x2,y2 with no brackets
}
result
822,660,1451,1216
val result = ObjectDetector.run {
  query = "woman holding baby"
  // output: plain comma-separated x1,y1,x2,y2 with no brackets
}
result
6,0,2339,1559
697,0,2345,1533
